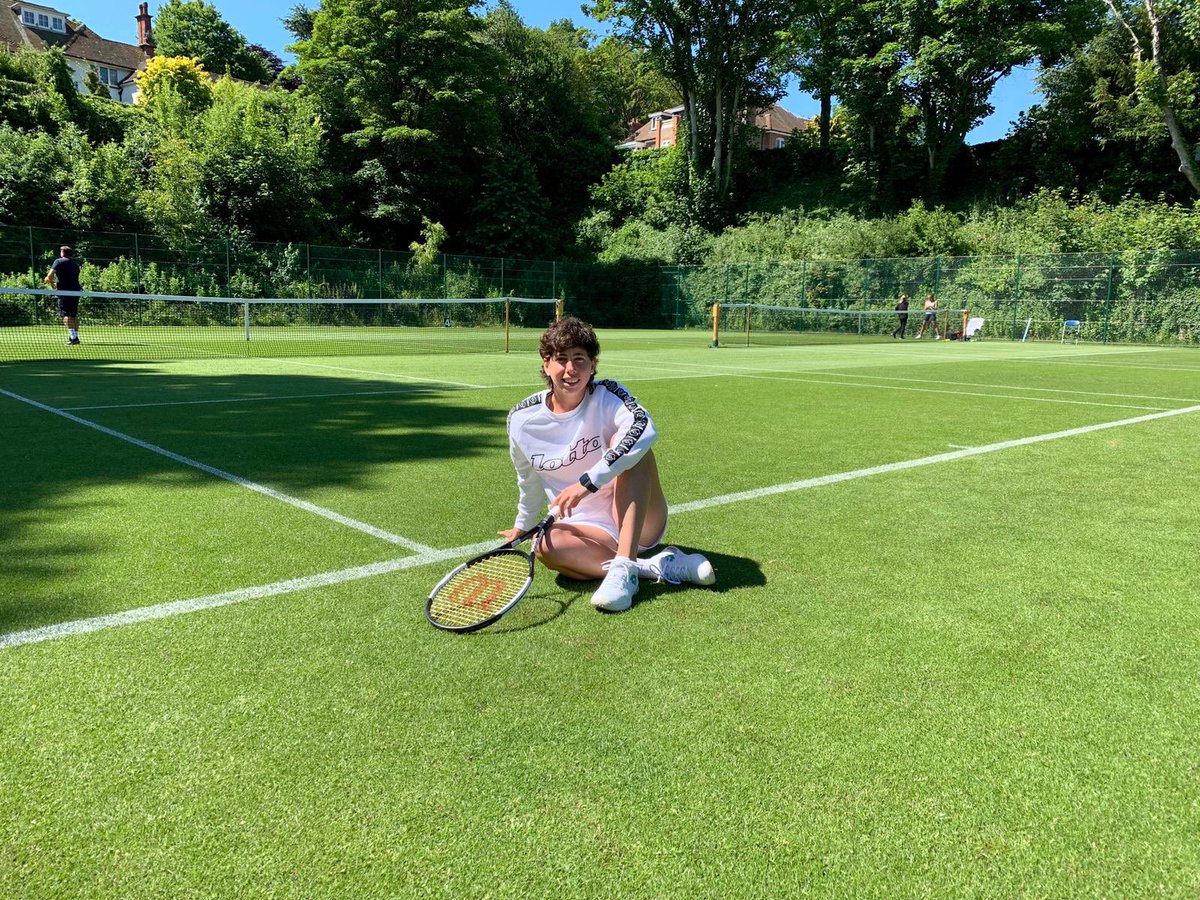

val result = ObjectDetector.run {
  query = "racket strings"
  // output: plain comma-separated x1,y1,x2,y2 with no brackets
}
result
429,551,531,629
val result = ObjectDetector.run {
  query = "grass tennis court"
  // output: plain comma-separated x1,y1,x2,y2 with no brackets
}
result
2,333,1199,895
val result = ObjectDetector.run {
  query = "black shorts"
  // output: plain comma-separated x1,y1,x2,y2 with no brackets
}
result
923,311,936,321
57,297,79,318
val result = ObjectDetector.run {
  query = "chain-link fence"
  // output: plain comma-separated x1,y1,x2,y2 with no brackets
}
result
4,224,1198,345
0,224,567,302
666,252,1200,345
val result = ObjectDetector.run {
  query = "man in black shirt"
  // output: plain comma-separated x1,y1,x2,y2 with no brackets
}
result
44,245,82,345
891,293,909,339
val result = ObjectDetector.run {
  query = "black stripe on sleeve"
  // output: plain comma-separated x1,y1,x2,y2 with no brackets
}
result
596,379,649,467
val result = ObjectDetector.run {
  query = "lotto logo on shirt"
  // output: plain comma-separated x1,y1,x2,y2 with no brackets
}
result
530,435,601,471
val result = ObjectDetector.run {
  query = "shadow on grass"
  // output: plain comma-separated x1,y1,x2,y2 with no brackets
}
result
0,357,524,634
629,549,766,608
479,550,766,633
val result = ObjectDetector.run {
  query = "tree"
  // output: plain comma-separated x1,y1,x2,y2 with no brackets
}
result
588,0,793,210
787,0,857,152
153,0,273,84
894,0,1102,198
1100,0,1200,194
474,6,615,255
135,76,329,243
134,56,213,118
281,4,316,41
827,0,912,208
295,0,496,244
579,36,679,140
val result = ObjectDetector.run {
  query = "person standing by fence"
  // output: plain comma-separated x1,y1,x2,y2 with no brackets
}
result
44,246,82,346
891,293,910,338
914,292,941,340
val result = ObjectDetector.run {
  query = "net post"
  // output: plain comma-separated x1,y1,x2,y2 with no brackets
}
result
243,300,250,341
962,309,968,335
745,304,751,347
505,300,511,353
711,302,720,347
555,299,564,321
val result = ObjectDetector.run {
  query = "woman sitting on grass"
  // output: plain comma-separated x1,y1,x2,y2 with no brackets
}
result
500,317,715,612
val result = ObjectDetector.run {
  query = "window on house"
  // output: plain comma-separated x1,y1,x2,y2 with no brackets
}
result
37,13,50,27
99,67,120,86
23,11,36,25
775,138,785,149
52,17,64,31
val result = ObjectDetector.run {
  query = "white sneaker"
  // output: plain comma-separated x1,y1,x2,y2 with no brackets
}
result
591,557,639,612
642,547,716,586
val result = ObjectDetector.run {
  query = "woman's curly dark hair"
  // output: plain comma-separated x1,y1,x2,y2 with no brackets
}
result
539,317,600,386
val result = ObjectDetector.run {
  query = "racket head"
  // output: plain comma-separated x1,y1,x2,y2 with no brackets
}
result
426,548,535,633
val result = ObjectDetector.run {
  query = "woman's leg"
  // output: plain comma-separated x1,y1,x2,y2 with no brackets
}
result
536,451,667,579
614,449,666,558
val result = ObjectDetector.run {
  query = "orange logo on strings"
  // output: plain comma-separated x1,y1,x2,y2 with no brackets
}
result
449,574,509,610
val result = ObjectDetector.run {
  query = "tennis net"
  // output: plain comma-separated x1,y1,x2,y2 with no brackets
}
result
712,302,968,347
0,288,560,361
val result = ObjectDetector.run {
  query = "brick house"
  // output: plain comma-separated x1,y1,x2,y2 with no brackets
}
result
1,2,155,104
618,104,809,151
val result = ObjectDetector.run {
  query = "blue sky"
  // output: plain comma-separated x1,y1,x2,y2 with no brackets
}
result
62,0,1039,143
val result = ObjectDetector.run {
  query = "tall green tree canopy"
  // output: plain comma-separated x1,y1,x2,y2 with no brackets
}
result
893,0,1102,198
295,0,495,243
153,0,274,83
588,0,793,209
1099,0,1200,194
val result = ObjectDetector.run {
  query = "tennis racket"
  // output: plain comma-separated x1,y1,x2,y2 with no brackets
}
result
426,511,557,633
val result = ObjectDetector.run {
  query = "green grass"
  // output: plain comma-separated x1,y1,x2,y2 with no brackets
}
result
2,336,1199,896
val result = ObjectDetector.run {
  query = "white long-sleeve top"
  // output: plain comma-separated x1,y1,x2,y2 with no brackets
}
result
506,379,658,531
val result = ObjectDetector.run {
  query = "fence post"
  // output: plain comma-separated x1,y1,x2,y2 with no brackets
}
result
1104,251,1116,343
134,232,141,293
1012,254,1023,339
552,261,556,301
225,238,231,292
28,226,35,273
378,248,384,299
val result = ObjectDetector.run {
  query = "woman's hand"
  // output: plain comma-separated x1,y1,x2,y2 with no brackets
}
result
497,527,523,542
551,481,592,518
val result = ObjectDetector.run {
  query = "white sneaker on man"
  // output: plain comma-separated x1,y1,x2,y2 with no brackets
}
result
591,557,640,612
641,547,716,586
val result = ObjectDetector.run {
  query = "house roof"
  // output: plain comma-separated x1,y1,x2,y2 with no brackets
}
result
620,104,809,149
3,4,147,72
624,119,658,147
752,106,809,136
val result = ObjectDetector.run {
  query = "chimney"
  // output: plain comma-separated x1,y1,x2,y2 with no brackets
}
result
136,2,154,56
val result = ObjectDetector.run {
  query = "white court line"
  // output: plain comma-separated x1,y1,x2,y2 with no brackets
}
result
948,444,973,450
670,403,1200,514
604,359,1168,411
280,358,486,388
4,401,1198,651
0,388,434,553
0,542,495,651
774,370,1200,405
727,374,1168,411
63,387,433,411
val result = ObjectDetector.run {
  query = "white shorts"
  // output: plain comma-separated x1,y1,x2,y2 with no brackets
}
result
550,481,667,551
